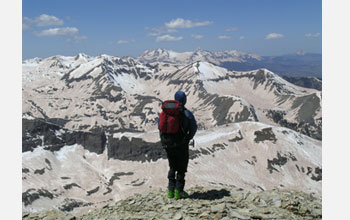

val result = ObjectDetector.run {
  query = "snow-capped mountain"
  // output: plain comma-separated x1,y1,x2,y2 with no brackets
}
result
138,48,322,78
22,55,321,139
138,48,262,65
22,53,322,214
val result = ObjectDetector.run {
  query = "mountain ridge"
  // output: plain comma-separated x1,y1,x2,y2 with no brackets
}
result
22,54,321,139
137,48,321,78
22,52,322,215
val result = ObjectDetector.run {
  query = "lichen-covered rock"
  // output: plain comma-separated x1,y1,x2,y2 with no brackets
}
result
23,186,322,220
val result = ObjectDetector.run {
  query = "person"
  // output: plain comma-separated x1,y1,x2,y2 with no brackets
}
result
160,91,197,200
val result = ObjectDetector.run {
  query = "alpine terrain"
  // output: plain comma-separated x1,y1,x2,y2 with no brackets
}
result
138,48,322,78
22,50,322,217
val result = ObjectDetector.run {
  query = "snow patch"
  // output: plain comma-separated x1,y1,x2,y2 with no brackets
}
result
195,130,240,144
22,146,47,160
23,114,35,120
109,73,145,94
197,62,225,80
69,60,100,79
55,144,80,161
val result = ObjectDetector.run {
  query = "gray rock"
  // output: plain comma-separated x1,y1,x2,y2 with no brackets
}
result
173,212,182,220
229,209,250,219
211,202,226,213
23,186,322,220
199,211,210,218
272,198,282,207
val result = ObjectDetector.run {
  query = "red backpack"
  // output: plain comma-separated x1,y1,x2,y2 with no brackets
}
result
159,100,184,148
159,100,183,134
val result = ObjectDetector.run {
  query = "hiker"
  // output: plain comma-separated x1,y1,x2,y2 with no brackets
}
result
158,91,197,199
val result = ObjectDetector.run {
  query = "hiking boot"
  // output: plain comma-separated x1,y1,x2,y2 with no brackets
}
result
174,189,189,200
168,189,174,198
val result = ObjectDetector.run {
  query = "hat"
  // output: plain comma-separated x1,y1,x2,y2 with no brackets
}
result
174,91,187,105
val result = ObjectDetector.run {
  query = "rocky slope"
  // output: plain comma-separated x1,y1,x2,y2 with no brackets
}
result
282,76,322,91
22,186,322,220
22,118,321,215
22,55,322,139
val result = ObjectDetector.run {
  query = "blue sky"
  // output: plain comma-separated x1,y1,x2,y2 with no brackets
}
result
22,0,322,59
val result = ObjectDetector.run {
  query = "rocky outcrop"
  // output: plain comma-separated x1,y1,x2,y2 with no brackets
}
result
22,118,106,154
22,186,322,220
22,188,55,206
23,118,212,162
266,110,322,140
282,76,322,91
107,136,166,162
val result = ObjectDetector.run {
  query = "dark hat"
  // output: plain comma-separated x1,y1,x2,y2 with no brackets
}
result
174,91,187,105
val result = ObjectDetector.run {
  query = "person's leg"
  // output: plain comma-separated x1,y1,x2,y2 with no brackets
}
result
174,145,189,199
167,168,176,191
175,171,185,192
177,145,189,190
166,149,177,198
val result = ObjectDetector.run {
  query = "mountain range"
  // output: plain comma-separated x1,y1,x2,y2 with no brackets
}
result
138,48,322,78
22,50,322,215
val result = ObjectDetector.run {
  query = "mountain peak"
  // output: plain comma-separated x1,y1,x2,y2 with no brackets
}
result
74,53,90,60
138,48,262,65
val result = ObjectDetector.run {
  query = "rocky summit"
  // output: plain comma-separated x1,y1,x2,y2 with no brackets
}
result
22,186,321,220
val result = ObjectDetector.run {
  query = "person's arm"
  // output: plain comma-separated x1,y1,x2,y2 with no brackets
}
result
184,110,197,140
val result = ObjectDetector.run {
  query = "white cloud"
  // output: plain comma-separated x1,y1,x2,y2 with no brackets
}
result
146,26,177,36
22,23,30,31
35,27,79,37
265,33,284,40
117,40,129,44
191,34,204,39
239,36,245,40
165,18,213,29
226,27,239,32
305,33,321,38
117,39,135,44
217,35,231,40
156,34,183,42
24,14,64,27
66,35,88,43
74,35,87,40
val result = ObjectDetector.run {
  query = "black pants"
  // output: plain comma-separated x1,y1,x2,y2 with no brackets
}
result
166,145,189,192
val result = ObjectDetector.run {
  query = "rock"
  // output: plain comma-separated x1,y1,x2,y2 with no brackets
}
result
229,209,250,219
174,203,183,209
162,204,174,211
23,186,322,220
210,202,226,213
198,211,210,218
272,198,282,207
162,213,172,219
173,213,182,220
128,200,135,205
184,217,197,220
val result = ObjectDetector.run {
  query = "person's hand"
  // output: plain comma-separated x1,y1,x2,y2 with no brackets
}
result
189,139,194,147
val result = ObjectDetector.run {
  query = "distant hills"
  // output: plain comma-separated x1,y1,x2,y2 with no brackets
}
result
137,48,322,78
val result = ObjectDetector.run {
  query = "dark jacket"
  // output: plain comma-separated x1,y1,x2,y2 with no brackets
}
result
181,108,197,141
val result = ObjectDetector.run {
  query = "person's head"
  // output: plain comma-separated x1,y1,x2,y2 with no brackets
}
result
174,91,187,105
